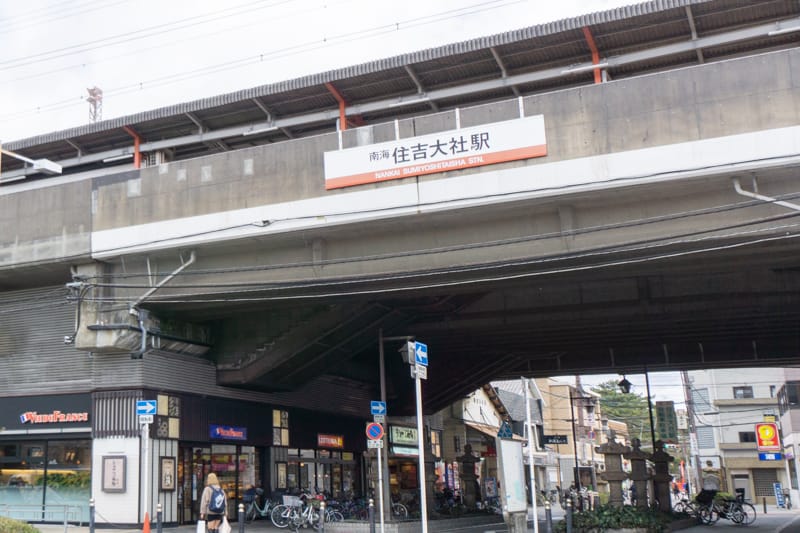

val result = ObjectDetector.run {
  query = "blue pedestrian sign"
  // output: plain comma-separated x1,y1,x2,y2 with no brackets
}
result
370,400,387,416
414,341,428,366
136,400,157,415
497,421,514,439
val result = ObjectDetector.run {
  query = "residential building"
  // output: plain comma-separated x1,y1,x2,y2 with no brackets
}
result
535,378,607,492
688,368,786,503
493,379,553,499
776,367,800,504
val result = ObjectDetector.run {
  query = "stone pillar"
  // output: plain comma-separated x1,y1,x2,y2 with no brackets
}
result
623,438,649,508
596,441,631,508
649,440,674,513
457,444,479,508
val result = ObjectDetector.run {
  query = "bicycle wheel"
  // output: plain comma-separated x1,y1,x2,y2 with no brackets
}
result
392,502,408,519
270,504,291,528
697,504,718,525
737,502,756,525
326,509,344,522
245,503,257,522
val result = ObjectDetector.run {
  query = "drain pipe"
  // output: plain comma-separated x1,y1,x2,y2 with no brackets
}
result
123,126,142,169
130,251,196,357
732,177,800,212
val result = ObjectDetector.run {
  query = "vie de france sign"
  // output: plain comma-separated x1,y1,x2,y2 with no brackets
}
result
323,115,546,190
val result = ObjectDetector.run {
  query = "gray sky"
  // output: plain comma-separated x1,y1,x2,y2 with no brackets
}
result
552,372,688,408
0,0,637,142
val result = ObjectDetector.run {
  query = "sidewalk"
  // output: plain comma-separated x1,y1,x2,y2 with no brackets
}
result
28,505,800,533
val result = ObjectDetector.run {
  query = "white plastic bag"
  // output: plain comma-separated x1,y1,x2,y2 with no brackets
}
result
196,520,206,533
220,516,231,533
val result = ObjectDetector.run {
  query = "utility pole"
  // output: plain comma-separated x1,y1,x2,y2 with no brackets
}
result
681,370,701,495
87,87,103,123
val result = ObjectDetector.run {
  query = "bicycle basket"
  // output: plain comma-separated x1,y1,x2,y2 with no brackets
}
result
696,489,716,505
283,495,301,507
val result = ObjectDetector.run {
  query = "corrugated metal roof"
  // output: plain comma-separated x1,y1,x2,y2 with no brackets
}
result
6,0,798,179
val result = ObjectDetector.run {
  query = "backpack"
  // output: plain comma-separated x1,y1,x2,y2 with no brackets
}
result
209,486,226,514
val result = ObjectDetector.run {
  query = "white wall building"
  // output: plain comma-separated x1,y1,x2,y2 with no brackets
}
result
688,368,788,504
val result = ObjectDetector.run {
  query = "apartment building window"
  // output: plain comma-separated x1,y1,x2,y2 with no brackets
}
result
430,430,441,458
733,386,753,399
692,388,713,413
778,382,800,415
770,385,776,398
696,426,715,449
739,432,756,443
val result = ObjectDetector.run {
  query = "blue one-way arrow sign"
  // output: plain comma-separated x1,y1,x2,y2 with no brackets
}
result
136,400,157,415
414,341,428,366
370,400,387,416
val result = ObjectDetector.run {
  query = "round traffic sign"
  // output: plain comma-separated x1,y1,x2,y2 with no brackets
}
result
366,422,384,440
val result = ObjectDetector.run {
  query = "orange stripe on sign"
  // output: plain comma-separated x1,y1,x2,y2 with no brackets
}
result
325,144,547,190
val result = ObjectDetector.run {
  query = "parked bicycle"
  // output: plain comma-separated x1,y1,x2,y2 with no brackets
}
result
672,497,698,517
694,490,756,526
270,493,321,530
243,488,277,522
391,501,409,519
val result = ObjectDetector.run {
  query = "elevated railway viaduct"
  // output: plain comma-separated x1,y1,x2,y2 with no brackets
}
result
2,0,800,523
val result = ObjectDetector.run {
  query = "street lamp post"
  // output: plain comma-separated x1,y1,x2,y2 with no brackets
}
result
618,372,656,448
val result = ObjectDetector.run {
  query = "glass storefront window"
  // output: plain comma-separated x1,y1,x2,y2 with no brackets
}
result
0,440,91,523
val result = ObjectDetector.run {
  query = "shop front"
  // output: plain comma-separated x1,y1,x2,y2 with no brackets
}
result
174,401,364,523
178,441,263,523
270,425,361,500
0,394,92,523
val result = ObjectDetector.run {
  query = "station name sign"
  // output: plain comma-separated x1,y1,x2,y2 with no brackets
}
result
323,115,546,189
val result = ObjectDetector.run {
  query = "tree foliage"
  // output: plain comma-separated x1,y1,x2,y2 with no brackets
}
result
591,380,653,449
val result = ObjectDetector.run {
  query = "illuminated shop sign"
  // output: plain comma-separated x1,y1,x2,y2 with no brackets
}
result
390,426,418,446
323,115,546,189
210,424,248,441
755,422,780,452
19,411,88,424
317,434,344,449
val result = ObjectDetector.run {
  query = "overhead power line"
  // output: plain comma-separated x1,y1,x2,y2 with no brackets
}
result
0,0,524,122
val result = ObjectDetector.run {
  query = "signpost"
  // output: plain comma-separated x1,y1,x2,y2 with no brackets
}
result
401,340,430,533
544,435,569,445
774,482,786,508
366,421,386,532
136,400,155,522
371,400,387,424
